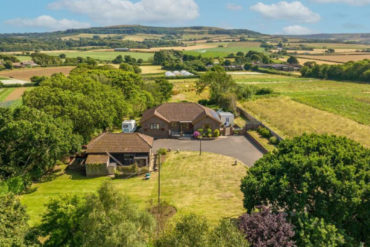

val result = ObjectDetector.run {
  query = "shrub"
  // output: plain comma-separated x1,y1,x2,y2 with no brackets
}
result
193,131,201,139
257,126,271,138
255,87,273,95
213,129,220,137
239,206,295,247
157,148,167,155
269,136,279,145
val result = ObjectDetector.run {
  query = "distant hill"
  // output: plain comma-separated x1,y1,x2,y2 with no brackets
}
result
282,33,370,44
1,25,262,37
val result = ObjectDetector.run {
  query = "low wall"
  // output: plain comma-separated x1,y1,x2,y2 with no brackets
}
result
237,106,284,142
86,163,115,177
244,131,268,154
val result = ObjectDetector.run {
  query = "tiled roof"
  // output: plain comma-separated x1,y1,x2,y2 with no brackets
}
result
85,154,108,164
141,102,221,124
86,133,153,154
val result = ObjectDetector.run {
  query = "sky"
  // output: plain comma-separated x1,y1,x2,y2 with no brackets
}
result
0,0,369,35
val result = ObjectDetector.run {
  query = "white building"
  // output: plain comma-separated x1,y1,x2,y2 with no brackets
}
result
122,120,137,133
217,111,234,127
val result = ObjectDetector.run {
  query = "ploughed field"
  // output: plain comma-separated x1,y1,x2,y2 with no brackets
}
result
21,152,247,226
0,66,75,81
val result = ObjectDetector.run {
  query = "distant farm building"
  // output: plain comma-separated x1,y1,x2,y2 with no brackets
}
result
259,64,301,72
114,48,130,52
165,70,194,77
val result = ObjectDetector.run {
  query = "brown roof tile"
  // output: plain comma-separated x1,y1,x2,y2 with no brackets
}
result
85,154,108,164
141,102,221,124
86,133,153,154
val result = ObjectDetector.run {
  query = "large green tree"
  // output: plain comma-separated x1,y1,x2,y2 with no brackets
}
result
0,106,81,180
23,73,130,141
241,134,370,245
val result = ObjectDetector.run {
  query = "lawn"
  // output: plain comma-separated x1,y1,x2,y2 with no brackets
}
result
44,51,154,62
239,97,370,148
234,74,370,125
21,152,247,226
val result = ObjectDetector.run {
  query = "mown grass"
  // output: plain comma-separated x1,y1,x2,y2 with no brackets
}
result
234,74,370,125
240,97,370,148
44,51,154,62
21,152,247,226
0,88,15,102
247,130,276,153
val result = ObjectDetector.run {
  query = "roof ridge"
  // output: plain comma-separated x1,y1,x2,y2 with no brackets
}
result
136,133,153,147
88,132,107,147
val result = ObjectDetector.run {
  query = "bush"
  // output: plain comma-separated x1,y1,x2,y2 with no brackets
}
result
239,206,295,247
157,148,167,155
257,126,271,138
213,129,220,137
255,87,273,95
269,136,279,145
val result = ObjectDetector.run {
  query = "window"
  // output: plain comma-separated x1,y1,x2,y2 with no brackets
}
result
150,123,160,130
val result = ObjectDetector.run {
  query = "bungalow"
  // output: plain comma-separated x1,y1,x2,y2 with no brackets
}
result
85,132,153,177
140,102,222,138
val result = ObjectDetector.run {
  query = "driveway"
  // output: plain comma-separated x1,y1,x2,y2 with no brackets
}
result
153,136,264,167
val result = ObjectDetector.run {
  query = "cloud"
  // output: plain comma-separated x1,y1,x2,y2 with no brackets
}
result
5,15,90,31
250,1,320,23
227,3,243,11
49,0,199,25
312,0,370,5
282,25,313,34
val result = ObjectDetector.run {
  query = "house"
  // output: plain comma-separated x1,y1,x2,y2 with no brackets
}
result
85,132,153,177
217,111,234,127
259,64,301,72
114,48,130,52
140,102,222,138
21,61,39,68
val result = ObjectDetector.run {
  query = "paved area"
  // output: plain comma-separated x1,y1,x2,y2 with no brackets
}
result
153,136,264,167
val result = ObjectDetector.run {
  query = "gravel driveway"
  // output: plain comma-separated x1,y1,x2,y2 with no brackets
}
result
153,136,264,167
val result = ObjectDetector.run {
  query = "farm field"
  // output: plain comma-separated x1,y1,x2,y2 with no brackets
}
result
0,66,75,81
234,74,370,125
0,87,32,107
140,65,165,74
297,54,370,63
132,42,223,52
240,97,370,147
44,50,154,62
170,79,209,103
21,151,247,226
184,42,264,58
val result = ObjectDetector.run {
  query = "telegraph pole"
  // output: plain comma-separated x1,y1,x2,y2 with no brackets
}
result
158,154,161,206
199,137,202,156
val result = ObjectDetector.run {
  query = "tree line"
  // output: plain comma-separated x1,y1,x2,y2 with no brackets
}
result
300,59,370,82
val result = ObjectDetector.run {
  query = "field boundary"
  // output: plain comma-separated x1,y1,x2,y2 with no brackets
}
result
237,106,284,142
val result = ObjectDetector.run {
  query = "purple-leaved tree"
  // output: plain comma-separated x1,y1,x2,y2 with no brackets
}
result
239,206,295,247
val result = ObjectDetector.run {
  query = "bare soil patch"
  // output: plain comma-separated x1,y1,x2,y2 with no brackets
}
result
0,66,75,81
